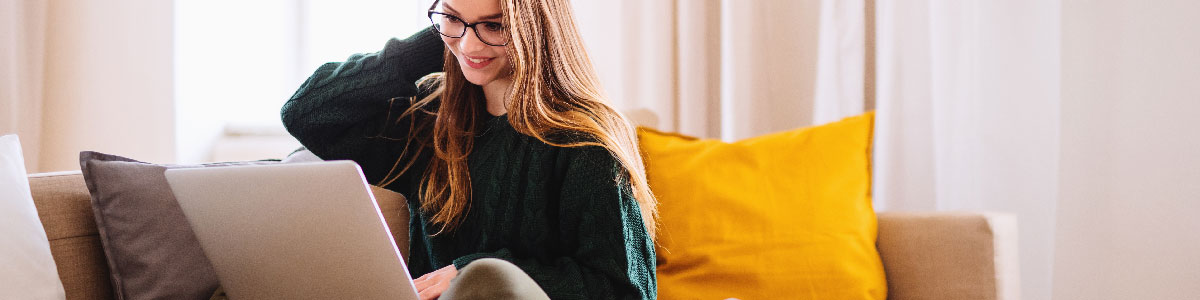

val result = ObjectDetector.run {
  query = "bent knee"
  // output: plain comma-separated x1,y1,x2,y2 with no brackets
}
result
447,258,548,300
461,258,520,276
457,258,529,289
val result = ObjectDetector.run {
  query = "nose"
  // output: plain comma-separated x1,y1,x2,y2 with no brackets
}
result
456,27,488,53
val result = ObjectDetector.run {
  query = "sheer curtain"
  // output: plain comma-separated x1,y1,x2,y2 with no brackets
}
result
873,0,1061,299
571,0,868,141
0,0,48,173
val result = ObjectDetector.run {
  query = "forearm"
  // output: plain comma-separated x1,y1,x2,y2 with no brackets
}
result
283,27,443,115
280,27,443,182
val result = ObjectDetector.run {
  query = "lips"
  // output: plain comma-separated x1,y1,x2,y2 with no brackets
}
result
462,55,495,69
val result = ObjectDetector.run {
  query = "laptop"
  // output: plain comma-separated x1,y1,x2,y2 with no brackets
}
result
164,161,419,300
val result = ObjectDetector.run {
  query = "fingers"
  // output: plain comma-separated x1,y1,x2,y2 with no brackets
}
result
417,279,450,300
413,273,433,291
414,267,445,291
415,265,458,300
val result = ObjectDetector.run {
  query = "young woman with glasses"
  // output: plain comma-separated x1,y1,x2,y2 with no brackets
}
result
281,0,658,299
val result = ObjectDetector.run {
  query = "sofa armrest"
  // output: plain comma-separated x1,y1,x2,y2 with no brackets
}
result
876,212,1019,300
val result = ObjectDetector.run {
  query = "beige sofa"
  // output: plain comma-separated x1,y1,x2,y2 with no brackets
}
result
28,170,1018,300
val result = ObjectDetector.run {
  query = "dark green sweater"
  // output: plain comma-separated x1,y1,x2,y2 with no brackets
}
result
280,28,656,300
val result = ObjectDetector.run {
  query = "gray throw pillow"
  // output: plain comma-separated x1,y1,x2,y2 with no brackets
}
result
79,151,276,300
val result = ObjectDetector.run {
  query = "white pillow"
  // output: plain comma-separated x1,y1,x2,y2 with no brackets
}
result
0,134,66,300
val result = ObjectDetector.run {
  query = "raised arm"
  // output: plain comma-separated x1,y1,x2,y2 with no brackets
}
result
281,27,444,184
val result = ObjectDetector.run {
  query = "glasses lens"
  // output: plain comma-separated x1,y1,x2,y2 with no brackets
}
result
430,13,464,37
475,22,508,46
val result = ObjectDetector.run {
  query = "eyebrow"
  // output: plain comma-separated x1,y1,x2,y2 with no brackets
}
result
441,3,503,21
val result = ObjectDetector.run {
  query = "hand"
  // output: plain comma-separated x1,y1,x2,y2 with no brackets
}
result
414,264,458,300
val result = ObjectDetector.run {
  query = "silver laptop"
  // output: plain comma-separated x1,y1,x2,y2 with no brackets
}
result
164,161,419,300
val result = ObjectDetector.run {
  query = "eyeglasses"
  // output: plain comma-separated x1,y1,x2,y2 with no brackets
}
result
428,11,509,47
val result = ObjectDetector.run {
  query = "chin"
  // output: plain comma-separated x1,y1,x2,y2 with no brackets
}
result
462,71,496,86
464,75,490,86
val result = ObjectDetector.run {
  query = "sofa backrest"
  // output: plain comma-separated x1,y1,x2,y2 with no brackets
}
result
28,172,113,300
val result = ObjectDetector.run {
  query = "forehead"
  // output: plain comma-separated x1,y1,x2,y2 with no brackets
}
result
439,0,502,18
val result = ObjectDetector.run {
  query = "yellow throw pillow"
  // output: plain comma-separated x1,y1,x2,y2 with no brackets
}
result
640,112,885,300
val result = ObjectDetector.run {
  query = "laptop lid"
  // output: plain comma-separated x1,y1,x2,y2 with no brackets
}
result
164,161,418,300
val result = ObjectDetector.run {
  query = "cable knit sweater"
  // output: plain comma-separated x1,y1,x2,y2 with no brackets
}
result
280,27,656,300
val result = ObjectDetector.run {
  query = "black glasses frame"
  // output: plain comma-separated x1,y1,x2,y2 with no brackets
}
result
427,11,509,47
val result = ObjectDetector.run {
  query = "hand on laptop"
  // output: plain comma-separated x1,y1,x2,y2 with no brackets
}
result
415,264,459,300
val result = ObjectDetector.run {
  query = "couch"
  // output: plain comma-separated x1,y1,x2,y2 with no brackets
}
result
28,169,1018,300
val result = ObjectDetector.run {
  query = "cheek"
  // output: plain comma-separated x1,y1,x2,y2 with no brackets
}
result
496,52,513,71
442,38,459,55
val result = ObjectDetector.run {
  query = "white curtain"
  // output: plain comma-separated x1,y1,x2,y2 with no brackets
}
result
0,0,48,173
814,0,868,125
572,0,867,141
873,0,1061,299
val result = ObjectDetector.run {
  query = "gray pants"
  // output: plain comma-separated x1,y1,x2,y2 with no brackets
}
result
208,258,547,300
442,258,550,300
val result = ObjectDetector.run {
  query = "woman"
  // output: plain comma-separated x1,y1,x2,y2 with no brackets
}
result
281,0,657,299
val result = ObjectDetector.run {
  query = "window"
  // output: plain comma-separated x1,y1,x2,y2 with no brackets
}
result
174,0,432,163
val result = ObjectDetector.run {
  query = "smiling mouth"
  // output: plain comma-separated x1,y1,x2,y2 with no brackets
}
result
463,56,495,69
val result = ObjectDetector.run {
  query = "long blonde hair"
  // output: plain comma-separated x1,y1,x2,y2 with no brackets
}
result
381,0,658,238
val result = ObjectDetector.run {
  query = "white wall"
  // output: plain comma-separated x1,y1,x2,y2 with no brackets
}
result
40,0,175,171
1055,1,1200,299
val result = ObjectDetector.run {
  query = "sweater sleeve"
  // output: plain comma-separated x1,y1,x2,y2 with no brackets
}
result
281,27,444,185
451,147,658,300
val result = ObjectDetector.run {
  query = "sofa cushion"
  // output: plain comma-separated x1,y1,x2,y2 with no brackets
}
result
1,134,68,299
638,112,886,299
